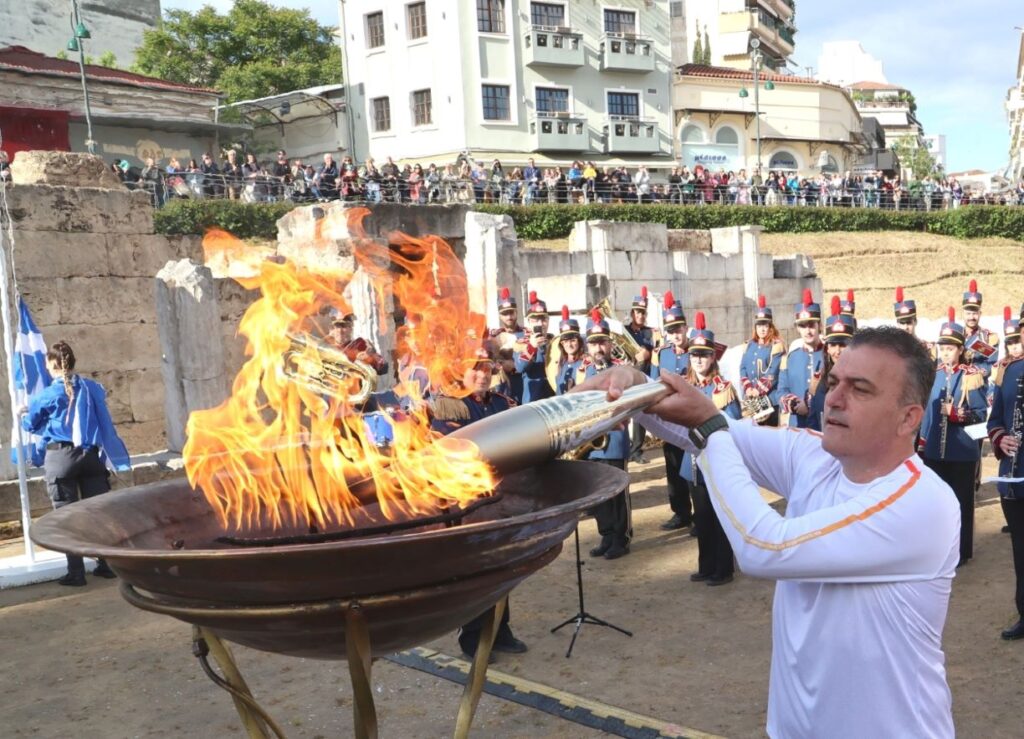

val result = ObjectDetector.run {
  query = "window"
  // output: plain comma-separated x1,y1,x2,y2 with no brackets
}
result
477,0,505,33
715,127,739,145
607,91,639,118
603,9,636,34
530,2,564,27
769,151,798,171
536,87,569,114
366,11,385,48
372,97,391,132
482,84,511,121
407,3,427,39
412,89,432,126
680,124,705,143
670,2,683,19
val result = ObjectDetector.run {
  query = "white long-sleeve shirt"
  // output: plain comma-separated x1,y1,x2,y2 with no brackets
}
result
641,414,959,739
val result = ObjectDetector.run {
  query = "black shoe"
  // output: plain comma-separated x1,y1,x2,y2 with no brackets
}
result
688,526,699,538
589,536,612,558
707,574,734,587
660,514,689,531
689,572,712,582
1002,525,1011,534
57,573,86,587
629,452,644,464
458,637,497,663
1001,619,1024,641
492,633,528,654
92,565,116,579
603,542,630,560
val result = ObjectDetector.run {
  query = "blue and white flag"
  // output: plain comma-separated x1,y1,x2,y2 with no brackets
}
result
10,297,51,467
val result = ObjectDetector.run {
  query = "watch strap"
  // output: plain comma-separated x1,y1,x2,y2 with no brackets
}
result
689,413,729,450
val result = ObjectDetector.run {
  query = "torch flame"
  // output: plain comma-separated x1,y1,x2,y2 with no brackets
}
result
184,209,495,533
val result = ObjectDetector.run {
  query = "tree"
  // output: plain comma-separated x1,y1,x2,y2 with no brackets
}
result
98,51,118,69
132,0,342,102
692,21,704,65
891,138,937,181
702,25,711,64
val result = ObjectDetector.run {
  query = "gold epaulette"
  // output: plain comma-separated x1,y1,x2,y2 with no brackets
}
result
960,366,985,395
992,362,1005,387
431,396,470,422
779,353,789,371
651,346,662,367
770,340,785,357
988,332,1000,347
711,377,737,410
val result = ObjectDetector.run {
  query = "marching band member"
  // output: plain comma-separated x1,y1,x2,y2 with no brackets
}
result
488,287,525,404
839,289,856,321
739,295,784,427
777,289,823,431
961,279,1000,379
576,309,632,560
626,287,655,462
327,309,389,376
514,291,555,404
811,296,856,421
651,292,693,532
681,312,741,586
553,305,585,394
988,308,1024,640
893,286,921,337
919,308,988,567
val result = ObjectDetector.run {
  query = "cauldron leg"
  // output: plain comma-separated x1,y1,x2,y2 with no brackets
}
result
454,595,507,739
193,626,283,738
344,604,378,739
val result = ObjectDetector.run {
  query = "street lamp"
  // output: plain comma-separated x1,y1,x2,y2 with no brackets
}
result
67,0,96,154
738,38,772,174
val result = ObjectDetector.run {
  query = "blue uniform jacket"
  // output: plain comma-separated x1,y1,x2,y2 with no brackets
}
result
739,339,784,397
555,356,586,395
920,365,988,462
650,345,690,380
962,326,999,381
430,392,513,435
987,357,1024,498
625,323,655,373
490,326,525,405
680,376,742,481
777,345,823,430
514,334,555,403
23,376,131,471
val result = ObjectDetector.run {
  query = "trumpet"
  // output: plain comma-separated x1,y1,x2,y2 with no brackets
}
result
281,331,378,404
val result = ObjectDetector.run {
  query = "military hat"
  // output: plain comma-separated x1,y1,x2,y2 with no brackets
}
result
793,289,821,324
893,286,916,321
558,305,580,337
824,296,855,344
526,290,548,318
631,285,649,312
840,289,856,318
1003,306,1021,344
329,307,354,325
754,294,773,323
937,306,965,346
497,286,517,312
688,311,716,355
585,307,610,341
962,279,982,309
662,290,687,329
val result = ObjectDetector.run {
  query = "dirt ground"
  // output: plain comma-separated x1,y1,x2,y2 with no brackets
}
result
2,452,1022,739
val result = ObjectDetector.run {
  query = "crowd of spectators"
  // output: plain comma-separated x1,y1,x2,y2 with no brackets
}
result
108,149,1024,212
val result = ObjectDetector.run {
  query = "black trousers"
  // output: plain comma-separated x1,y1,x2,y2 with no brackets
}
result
629,419,647,458
1002,497,1024,618
44,444,111,577
923,457,976,562
459,601,513,653
662,444,693,525
692,473,734,579
590,458,631,545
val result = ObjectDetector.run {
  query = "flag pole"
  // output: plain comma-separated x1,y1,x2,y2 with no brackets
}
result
0,173,35,562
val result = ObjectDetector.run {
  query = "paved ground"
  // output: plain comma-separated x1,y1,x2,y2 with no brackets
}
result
1,453,1022,738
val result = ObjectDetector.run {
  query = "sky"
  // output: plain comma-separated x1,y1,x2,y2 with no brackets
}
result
163,1,1020,173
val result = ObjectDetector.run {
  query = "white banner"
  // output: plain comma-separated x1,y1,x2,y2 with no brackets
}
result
681,144,740,172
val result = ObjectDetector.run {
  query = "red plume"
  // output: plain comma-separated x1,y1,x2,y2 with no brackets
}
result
499,286,510,300
695,311,706,331
969,279,977,293
847,289,854,303
947,306,956,324
1005,306,1012,321
831,295,841,316
641,285,648,299
758,294,766,309
590,307,602,325
529,290,538,304
895,286,904,303
561,305,570,321
802,288,812,307
664,290,675,310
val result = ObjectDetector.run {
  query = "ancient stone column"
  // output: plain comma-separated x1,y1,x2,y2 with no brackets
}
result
463,211,522,328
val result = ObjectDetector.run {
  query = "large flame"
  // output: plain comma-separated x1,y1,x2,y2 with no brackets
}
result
183,209,494,533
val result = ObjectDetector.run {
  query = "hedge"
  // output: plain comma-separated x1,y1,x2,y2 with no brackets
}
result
154,198,1024,242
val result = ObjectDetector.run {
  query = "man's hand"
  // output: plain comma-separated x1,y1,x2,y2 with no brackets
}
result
999,434,1021,457
645,371,719,429
745,387,760,399
569,365,646,399
635,347,651,364
792,400,809,416
528,333,548,349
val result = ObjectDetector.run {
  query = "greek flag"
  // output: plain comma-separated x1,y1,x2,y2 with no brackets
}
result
10,298,51,467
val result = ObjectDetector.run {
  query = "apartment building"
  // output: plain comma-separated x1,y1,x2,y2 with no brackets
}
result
675,0,795,71
338,0,673,166
846,81,925,148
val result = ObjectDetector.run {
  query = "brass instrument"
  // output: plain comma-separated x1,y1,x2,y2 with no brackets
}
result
595,298,642,364
563,434,609,460
741,394,774,423
281,331,378,404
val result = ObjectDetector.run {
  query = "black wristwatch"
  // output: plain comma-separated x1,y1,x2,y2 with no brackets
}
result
688,413,730,450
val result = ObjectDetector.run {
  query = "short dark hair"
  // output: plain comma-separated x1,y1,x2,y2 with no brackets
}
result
848,327,933,408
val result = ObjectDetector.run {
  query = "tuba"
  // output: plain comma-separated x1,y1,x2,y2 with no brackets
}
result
594,298,642,364
281,331,379,404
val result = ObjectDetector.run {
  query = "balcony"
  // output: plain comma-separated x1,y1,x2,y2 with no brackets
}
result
604,117,660,154
599,33,655,73
750,11,794,56
531,113,589,152
523,27,584,67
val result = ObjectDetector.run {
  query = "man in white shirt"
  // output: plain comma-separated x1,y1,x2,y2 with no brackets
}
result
576,327,959,738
